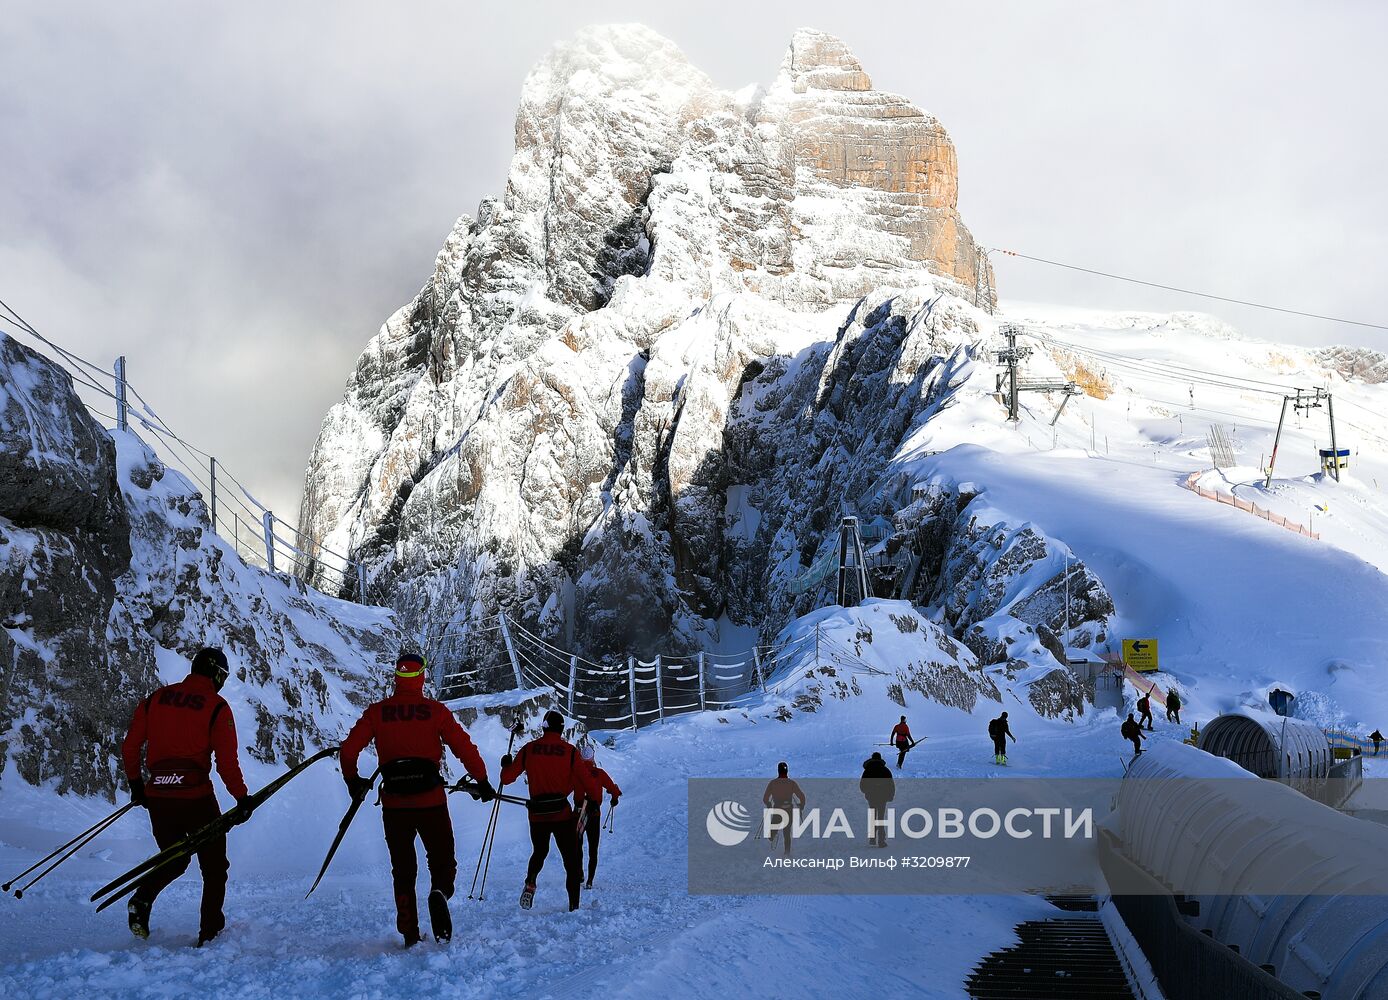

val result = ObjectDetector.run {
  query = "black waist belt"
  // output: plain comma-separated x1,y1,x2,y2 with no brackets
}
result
526,793,570,817
380,757,443,796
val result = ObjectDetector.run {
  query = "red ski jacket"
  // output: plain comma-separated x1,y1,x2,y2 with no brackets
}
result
576,761,621,807
340,678,487,809
501,732,600,823
122,673,248,801
891,723,912,745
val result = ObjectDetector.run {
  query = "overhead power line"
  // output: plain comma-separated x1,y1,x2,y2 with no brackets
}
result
992,249,1388,332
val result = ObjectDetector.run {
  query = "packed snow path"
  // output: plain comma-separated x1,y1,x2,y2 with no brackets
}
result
0,698,1166,1000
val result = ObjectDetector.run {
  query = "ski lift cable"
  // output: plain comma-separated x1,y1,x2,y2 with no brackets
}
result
1033,333,1293,397
992,249,1388,332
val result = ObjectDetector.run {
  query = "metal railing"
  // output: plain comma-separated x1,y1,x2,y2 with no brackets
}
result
1099,831,1309,1000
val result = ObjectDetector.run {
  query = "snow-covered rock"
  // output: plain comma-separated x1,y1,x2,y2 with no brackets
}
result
0,331,404,798
0,335,151,797
296,26,996,674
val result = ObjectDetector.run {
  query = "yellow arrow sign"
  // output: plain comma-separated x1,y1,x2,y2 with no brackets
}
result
1122,638,1159,673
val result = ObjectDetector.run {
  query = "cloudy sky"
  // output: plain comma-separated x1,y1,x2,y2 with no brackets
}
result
4,1,1384,523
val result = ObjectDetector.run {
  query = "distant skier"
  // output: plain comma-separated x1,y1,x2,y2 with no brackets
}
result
120,647,251,945
1136,692,1154,731
1165,689,1182,724
1372,730,1384,756
890,715,915,768
860,752,895,848
988,712,1016,765
763,762,806,857
340,652,494,947
501,710,599,912
1122,713,1146,755
575,742,621,889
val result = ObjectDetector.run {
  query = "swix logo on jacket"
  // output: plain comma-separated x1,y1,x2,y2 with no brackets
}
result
340,677,487,810
122,673,248,800
501,732,600,823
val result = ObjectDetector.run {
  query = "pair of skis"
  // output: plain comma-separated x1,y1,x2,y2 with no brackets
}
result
90,746,339,913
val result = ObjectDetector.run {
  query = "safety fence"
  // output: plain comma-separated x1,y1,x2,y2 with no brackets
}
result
1098,831,1305,1000
1182,472,1320,540
0,299,380,604
431,613,888,731
1325,729,1382,755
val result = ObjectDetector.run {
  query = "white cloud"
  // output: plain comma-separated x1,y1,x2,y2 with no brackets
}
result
3,0,1384,523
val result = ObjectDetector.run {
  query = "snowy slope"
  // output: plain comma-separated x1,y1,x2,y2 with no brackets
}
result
0,604,1112,999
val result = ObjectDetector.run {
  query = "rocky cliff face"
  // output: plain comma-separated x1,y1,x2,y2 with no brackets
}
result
297,25,1009,682
0,332,403,798
0,335,151,796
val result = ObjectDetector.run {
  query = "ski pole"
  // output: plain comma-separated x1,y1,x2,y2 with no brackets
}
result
468,718,523,900
603,802,616,833
476,782,534,900
92,746,338,912
306,767,380,898
449,779,528,808
4,802,135,894
8,803,137,899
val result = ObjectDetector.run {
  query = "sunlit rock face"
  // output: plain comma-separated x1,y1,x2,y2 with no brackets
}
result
298,26,995,680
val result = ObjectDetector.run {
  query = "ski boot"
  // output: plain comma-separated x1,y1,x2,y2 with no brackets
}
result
428,889,452,943
127,897,151,940
519,883,536,910
402,929,422,948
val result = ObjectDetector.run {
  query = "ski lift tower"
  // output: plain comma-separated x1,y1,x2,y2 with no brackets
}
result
836,516,871,607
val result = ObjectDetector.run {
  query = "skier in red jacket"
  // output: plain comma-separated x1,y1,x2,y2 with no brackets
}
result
575,742,621,889
121,647,250,945
500,710,599,911
890,715,915,768
340,652,494,946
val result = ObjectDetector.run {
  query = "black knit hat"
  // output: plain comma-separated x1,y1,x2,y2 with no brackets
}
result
191,648,230,689
543,710,564,732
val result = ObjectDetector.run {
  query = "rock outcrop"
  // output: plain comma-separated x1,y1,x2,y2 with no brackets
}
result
297,25,998,679
0,335,151,796
0,331,404,798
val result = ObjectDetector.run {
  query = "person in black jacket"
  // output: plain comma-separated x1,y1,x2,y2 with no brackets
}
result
859,752,895,848
1165,689,1182,724
988,712,1016,765
1372,730,1383,756
1121,713,1146,756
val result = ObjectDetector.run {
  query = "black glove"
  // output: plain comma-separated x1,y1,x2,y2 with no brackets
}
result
500,753,514,770
129,778,147,808
228,796,254,826
346,776,373,803
609,793,620,807
471,778,496,802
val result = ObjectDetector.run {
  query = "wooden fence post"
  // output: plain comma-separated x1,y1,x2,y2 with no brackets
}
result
498,613,523,690
356,561,368,604
261,510,276,573
752,647,766,693
697,652,707,712
655,655,665,722
209,457,217,532
114,356,128,432
567,654,578,718
627,656,638,731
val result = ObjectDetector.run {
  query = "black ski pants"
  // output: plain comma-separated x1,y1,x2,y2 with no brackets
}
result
895,741,910,768
526,817,583,910
581,800,602,884
133,795,228,938
1138,708,1153,730
383,805,455,937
